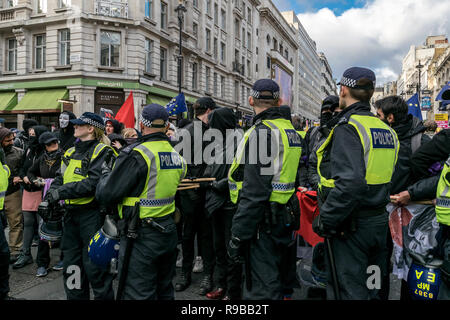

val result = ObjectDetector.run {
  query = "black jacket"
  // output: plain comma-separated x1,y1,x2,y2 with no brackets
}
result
230,107,299,242
56,111,77,152
318,102,396,230
49,140,111,209
390,114,430,195
14,119,38,150
204,108,240,216
27,149,63,181
410,128,450,181
4,146,24,195
96,133,173,218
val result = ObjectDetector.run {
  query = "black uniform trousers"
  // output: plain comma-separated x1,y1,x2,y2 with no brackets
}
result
118,215,178,300
0,212,10,299
211,206,242,299
325,214,389,300
243,228,294,300
180,190,215,276
61,207,114,300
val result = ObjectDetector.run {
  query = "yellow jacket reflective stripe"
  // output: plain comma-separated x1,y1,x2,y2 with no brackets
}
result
62,143,115,205
118,140,186,219
436,156,450,226
0,163,10,210
317,114,399,191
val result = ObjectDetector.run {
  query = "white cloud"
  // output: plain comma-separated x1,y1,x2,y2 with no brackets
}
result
297,0,450,85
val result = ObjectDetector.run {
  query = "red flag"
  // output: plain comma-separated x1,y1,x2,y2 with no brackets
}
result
295,189,324,247
115,92,135,128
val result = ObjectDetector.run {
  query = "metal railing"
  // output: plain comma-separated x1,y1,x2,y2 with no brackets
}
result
95,1,128,19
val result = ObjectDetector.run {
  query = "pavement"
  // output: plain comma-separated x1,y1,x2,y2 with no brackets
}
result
5,230,401,300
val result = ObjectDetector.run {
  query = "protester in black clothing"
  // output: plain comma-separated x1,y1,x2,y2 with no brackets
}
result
56,111,77,151
204,107,243,300
14,119,38,151
105,119,124,135
13,125,50,269
175,97,218,295
108,133,127,153
27,132,63,277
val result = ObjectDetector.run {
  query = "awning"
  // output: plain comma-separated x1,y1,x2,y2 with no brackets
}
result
146,95,171,107
13,89,69,113
436,81,450,101
0,92,18,113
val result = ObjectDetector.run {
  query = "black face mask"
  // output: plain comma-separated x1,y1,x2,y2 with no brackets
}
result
125,138,137,145
320,112,333,126
382,118,391,127
3,145,13,153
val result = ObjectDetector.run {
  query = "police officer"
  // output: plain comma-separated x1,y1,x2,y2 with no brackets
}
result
96,104,186,300
227,79,302,300
45,112,115,300
313,67,399,300
0,148,11,300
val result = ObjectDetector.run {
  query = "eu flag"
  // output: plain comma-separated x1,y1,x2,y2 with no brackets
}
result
165,93,187,116
406,93,422,120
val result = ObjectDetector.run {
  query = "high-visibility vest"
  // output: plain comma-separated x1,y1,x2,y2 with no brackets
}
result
317,114,399,191
0,163,10,210
436,156,450,226
61,142,115,205
228,118,302,205
297,130,307,139
118,140,187,219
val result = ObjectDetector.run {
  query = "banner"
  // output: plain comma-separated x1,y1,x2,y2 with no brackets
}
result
421,96,431,111
435,113,449,129
387,203,440,281
100,107,114,121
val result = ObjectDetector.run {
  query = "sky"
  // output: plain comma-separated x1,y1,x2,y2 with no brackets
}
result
272,0,450,86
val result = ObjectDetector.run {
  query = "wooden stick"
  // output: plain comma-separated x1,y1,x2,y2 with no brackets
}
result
390,199,434,205
181,178,216,183
177,184,200,191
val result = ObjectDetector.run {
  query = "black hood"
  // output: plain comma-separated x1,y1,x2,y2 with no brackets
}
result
208,108,237,133
60,111,76,132
279,105,292,122
106,119,124,134
23,119,39,136
29,125,49,151
392,114,427,140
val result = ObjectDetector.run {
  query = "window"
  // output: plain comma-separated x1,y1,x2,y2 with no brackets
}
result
145,0,153,19
241,56,245,75
273,38,277,51
247,32,251,48
285,49,288,59
221,75,225,98
58,0,70,8
34,34,46,70
241,85,245,105
247,59,250,77
242,28,245,47
193,22,198,38
255,64,258,73
205,66,211,93
192,62,198,90
214,3,218,25
193,0,198,7
266,55,271,69
160,47,167,80
161,2,167,29
58,29,70,65
234,49,239,63
234,81,239,102
221,9,226,29
220,42,225,62
145,38,153,73
247,7,251,23
247,88,250,105
213,37,218,59
206,0,211,15
5,0,17,8
213,72,218,96
37,0,47,13
100,31,121,67
234,19,239,39
5,38,17,72
205,29,211,52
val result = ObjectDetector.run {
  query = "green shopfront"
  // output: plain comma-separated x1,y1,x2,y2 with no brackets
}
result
0,77,198,129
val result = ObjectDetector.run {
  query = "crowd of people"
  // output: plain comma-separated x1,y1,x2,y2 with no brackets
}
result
0,66,449,301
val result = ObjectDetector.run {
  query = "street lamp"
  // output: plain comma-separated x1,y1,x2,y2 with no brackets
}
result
416,60,424,104
175,0,187,95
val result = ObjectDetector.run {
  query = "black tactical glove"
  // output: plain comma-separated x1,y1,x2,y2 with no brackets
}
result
199,181,213,189
228,235,244,264
37,201,51,222
312,215,336,238
45,189,60,205
101,150,116,176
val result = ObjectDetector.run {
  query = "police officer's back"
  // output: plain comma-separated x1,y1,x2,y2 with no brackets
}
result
313,67,399,300
228,79,302,300
96,104,186,300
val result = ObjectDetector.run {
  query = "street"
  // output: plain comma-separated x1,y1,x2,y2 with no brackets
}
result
6,229,401,300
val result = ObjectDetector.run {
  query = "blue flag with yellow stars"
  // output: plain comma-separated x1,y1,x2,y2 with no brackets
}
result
406,93,422,120
165,93,187,116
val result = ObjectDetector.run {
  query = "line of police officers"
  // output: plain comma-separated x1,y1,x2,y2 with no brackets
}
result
0,66,449,300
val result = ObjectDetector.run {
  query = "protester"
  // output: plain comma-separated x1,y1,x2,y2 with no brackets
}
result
14,119,38,151
13,125,49,269
27,132,64,277
0,128,23,264
108,133,127,153
105,119,124,136
56,111,77,151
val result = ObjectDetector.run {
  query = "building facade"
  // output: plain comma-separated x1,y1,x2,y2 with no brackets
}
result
428,46,450,116
318,51,337,98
